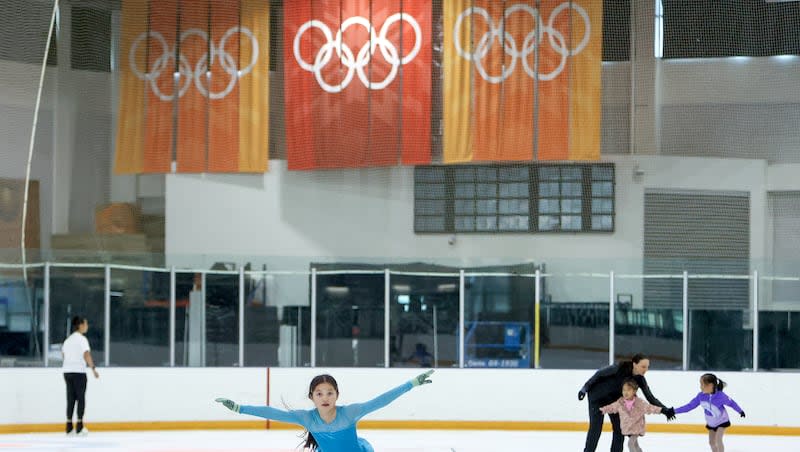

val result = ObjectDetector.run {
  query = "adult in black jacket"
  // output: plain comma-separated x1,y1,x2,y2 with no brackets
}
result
578,353,676,452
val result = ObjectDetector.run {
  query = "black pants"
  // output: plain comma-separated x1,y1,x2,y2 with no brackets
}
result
64,373,87,420
584,401,623,452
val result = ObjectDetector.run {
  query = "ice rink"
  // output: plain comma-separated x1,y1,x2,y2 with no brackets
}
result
1,429,796,451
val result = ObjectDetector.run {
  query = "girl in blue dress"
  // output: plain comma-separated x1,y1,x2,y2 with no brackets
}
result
216,370,433,452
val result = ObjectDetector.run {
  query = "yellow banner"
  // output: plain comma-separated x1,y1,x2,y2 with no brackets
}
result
443,0,602,163
114,0,269,174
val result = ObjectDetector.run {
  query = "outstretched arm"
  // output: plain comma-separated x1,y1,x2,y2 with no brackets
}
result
673,394,701,414
349,370,433,420
599,401,620,414
638,377,666,408
642,400,663,415
722,393,745,416
215,398,308,426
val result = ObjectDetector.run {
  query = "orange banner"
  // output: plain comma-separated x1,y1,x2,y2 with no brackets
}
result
443,0,601,163
115,0,268,174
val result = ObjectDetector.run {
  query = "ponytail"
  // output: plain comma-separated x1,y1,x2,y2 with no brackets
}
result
701,373,727,392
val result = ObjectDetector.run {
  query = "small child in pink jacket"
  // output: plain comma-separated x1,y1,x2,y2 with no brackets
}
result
600,378,663,452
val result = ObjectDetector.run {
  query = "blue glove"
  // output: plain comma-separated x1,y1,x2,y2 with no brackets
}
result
411,369,434,386
215,398,240,413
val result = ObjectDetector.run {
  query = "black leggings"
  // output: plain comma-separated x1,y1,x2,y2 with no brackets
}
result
584,401,623,452
64,373,87,420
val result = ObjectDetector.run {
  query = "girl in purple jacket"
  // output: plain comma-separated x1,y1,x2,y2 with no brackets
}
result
674,373,745,452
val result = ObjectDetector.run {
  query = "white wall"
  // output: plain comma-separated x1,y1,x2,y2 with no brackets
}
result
2,368,798,429
166,154,797,308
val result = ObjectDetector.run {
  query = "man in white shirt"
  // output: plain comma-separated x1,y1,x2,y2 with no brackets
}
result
62,316,99,436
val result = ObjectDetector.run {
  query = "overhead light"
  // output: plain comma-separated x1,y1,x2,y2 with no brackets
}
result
325,286,349,296
773,55,798,62
437,283,457,293
392,284,411,293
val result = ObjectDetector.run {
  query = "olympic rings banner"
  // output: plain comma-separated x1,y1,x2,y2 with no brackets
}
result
285,0,431,170
114,0,269,174
444,0,602,163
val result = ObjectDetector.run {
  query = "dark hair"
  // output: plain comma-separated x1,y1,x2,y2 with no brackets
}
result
622,378,639,391
303,375,340,451
71,316,86,332
618,353,649,373
701,373,726,392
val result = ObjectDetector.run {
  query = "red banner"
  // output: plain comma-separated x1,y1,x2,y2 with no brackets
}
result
285,0,431,170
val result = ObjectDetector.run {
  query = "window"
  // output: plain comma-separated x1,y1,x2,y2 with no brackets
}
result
662,0,800,58
603,0,630,61
71,7,111,72
415,164,615,233
0,0,57,66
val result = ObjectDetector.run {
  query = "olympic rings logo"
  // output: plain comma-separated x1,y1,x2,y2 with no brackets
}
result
293,13,422,93
453,3,590,83
129,27,259,101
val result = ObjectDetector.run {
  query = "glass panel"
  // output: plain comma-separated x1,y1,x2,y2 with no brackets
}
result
454,167,476,182
539,273,609,369
592,198,613,213
415,167,445,183
454,183,475,198
476,183,497,197
538,215,559,231
592,215,614,230
499,215,529,231
615,276,683,370
499,199,528,215
561,199,582,213
415,183,445,199
476,216,498,231
454,199,475,215
476,199,497,215
455,216,475,231
499,182,528,197
758,310,800,371
539,182,560,197
205,272,239,366
316,271,385,367
173,272,195,367
476,167,497,181
415,199,445,215
562,167,582,180
499,166,528,181
464,268,536,368
592,182,613,197
561,182,582,196
539,199,560,214
415,216,445,231
0,269,44,366
538,167,560,180
592,166,614,180
561,215,582,230
245,272,307,367
109,268,170,366
689,276,752,370
389,273,459,368
49,267,105,367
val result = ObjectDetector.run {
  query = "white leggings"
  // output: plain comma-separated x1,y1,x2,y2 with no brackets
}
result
708,427,726,452
627,435,642,452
